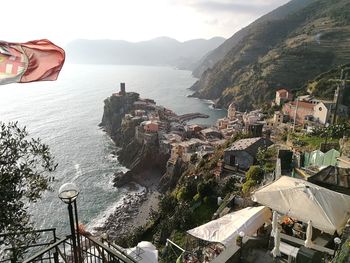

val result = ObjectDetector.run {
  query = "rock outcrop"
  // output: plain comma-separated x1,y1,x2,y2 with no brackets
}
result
100,91,169,188
100,92,140,139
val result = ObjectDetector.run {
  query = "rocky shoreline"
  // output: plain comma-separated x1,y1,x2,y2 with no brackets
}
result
92,170,162,242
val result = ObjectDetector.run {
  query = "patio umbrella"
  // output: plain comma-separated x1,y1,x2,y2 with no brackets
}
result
252,176,350,234
272,229,281,257
305,220,313,248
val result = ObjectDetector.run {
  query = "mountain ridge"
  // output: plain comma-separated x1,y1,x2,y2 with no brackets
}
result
65,37,225,70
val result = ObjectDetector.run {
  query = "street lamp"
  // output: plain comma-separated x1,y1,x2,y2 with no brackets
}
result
59,183,80,263
334,237,342,257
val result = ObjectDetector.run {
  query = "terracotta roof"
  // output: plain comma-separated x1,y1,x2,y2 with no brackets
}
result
290,101,315,110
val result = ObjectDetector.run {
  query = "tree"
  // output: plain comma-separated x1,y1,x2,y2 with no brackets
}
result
0,122,57,259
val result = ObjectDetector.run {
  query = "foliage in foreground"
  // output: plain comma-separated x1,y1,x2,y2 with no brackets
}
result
0,122,57,260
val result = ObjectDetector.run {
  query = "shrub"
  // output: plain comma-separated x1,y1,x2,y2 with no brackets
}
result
242,179,257,195
246,165,264,182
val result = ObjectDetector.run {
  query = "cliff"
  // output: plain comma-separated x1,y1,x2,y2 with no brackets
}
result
100,91,170,188
100,92,140,140
191,0,350,110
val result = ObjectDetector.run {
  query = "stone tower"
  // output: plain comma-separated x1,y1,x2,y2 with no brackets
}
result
120,82,126,96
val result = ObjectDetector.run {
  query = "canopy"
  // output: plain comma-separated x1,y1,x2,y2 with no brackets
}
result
252,176,350,234
126,241,158,263
187,206,271,247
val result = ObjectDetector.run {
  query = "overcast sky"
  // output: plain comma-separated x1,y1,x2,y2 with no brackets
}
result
3,0,290,46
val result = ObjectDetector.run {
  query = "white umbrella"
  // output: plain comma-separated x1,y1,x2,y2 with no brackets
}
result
252,176,350,234
305,220,313,248
272,229,281,257
272,211,278,237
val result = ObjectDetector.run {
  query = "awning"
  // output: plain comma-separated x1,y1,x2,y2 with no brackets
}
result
187,206,271,247
252,176,350,234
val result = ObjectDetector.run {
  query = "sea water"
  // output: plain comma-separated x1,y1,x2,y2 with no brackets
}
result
0,64,225,236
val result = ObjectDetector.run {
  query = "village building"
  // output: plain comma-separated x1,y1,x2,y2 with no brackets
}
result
200,127,222,139
246,122,264,137
313,101,334,125
217,118,229,130
170,122,185,133
185,124,203,133
282,101,315,125
171,138,207,162
224,137,273,170
220,128,236,138
273,111,284,125
275,89,293,106
242,110,264,126
134,109,146,117
209,139,227,147
159,133,183,154
141,120,159,133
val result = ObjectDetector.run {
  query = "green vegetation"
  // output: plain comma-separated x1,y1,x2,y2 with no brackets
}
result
256,147,277,173
306,64,350,105
242,166,264,195
0,122,57,260
289,132,339,151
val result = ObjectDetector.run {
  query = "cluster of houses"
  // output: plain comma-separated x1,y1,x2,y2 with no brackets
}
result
274,88,348,127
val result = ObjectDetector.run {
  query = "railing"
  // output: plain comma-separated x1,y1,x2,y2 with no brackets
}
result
0,228,58,263
22,235,137,263
1,230,137,263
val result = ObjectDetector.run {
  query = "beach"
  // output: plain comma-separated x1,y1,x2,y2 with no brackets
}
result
92,169,162,241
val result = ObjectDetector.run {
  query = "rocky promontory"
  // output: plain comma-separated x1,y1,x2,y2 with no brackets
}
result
100,83,210,189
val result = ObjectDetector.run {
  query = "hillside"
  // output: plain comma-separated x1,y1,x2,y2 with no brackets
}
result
65,37,225,70
192,0,316,78
306,64,350,105
191,0,350,110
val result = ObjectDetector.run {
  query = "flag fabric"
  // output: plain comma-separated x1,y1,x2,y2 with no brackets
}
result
0,39,65,85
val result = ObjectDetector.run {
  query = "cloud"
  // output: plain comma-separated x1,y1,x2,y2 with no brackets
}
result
170,0,290,15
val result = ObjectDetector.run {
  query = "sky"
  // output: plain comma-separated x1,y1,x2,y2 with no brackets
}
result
3,0,290,47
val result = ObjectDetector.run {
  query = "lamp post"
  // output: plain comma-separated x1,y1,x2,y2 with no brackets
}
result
334,237,342,257
58,183,80,263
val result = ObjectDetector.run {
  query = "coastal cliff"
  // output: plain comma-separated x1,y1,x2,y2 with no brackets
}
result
100,89,169,186
100,91,140,140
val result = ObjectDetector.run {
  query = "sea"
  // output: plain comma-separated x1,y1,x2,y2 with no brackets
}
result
0,64,226,237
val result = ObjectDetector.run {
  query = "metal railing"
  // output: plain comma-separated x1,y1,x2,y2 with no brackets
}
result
0,228,58,263
22,235,137,263
1,230,137,263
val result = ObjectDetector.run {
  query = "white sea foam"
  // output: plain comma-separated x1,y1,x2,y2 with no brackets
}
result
71,163,83,182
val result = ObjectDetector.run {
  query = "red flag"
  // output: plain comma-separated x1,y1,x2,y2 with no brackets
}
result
0,39,65,85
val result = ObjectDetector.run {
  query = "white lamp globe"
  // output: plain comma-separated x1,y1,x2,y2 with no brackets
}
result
58,183,79,204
